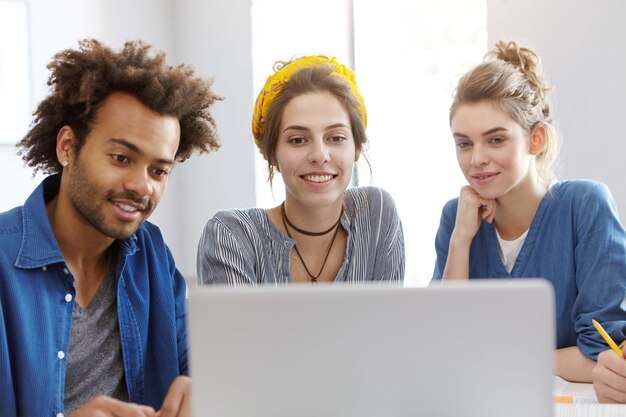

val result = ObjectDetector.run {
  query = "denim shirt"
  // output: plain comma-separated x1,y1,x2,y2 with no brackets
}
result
0,175,188,417
433,179,626,360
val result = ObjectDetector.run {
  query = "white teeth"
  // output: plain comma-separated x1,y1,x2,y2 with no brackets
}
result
117,203,138,212
304,175,333,183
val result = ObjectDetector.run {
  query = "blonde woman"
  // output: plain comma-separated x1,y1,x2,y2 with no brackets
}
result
432,41,626,398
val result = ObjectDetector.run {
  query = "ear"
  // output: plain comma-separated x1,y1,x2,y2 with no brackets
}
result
56,125,76,167
529,125,547,156
268,155,282,173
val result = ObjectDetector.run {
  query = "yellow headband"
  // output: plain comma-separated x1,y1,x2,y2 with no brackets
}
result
251,55,367,146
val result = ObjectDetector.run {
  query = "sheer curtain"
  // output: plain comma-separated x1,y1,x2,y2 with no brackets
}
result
353,0,486,285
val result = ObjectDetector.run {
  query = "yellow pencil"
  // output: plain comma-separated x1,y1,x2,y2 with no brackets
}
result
592,319,624,359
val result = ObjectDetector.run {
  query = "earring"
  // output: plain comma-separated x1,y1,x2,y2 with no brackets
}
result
62,160,69,167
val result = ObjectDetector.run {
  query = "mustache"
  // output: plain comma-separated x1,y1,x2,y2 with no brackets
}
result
105,191,153,211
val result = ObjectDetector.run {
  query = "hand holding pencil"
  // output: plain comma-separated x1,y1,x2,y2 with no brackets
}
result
591,319,626,403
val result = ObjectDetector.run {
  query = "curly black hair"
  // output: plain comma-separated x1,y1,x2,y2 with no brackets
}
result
18,38,221,175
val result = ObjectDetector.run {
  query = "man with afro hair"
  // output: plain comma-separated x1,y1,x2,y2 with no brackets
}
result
0,38,221,417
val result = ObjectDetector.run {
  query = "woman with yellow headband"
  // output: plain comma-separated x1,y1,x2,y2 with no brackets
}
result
196,55,404,284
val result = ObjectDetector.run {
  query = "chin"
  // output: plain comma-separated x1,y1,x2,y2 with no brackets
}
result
472,187,503,201
303,195,344,209
100,222,144,240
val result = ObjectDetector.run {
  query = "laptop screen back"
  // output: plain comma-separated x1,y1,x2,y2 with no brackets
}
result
188,280,555,417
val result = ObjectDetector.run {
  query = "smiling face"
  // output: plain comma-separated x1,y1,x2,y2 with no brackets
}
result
274,91,359,210
451,101,540,201
57,92,180,240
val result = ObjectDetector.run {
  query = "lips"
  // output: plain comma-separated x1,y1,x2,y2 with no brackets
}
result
301,174,335,183
115,202,140,213
471,172,499,185
472,173,497,180
110,198,147,222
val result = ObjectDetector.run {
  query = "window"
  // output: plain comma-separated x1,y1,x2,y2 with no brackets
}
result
0,0,29,145
353,0,487,285
0,0,40,212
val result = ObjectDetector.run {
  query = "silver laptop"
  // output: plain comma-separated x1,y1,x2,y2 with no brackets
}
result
187,279,555,417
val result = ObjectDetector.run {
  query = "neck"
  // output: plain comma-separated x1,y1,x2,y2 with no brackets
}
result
494,175,549,240
47,193,114,308
46,191,113,270
281,198,344,235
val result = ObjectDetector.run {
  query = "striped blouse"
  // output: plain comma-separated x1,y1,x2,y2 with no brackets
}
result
196,187,405,285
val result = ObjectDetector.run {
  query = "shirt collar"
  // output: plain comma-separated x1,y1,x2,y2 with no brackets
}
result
15,174,139,269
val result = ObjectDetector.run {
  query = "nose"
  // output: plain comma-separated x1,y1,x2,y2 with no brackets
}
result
124,167,154,199
309,139,330,165
470,144,489,167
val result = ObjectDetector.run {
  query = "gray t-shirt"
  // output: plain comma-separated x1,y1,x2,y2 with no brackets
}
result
63,249,127,414
197,186,405,285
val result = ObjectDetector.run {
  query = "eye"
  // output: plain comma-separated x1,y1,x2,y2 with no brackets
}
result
288,137,306,145
152,167,169,178
455,141,471,149
490,136,505,145
111,154,129,164
329,135,347,143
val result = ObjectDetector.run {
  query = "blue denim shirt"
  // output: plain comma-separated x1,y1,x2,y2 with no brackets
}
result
0,175,188,417
433,179,626,360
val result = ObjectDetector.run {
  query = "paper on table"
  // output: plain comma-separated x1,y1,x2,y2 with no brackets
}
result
555,403,626,417
554,376,597,404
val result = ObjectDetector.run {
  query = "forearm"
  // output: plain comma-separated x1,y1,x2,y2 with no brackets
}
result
556,346,595,382
441,234,471,280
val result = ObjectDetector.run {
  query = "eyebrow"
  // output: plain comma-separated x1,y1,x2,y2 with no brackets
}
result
452,127,509,139
481,127,508,136
109,138,175,165
282,123,350,133
282,125,309,133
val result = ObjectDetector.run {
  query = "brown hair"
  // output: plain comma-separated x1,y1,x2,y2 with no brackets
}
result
257,63,367,182
18,38,221,175
450,40,560,183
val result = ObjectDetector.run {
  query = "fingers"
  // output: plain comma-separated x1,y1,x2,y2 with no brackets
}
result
458,186,496,224
593,350,626,403
68,396,156,417
594,379,626,403
157,376,192,417
480,199,496,224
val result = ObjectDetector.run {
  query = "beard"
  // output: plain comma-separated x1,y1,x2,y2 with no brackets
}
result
66,155,155,240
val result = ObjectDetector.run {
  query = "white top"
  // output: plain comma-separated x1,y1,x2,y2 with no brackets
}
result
495,227,529,273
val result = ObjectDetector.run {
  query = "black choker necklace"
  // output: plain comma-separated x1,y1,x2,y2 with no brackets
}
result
280,202,343,236
279,202,343,283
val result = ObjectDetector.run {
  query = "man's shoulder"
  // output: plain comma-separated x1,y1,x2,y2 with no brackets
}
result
0,206,24,237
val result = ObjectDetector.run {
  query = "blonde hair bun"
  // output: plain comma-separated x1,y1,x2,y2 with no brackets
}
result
486,40,550,101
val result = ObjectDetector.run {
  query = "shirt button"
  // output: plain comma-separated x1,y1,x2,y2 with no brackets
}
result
64,294,73,302
56,413,64,417
62,268,69,275
57,350,65,360
42,266,47,271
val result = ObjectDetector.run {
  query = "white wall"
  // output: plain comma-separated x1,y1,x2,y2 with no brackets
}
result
1,0,176,213
154,0,256,278
3,0,256,279
488,0,626,223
